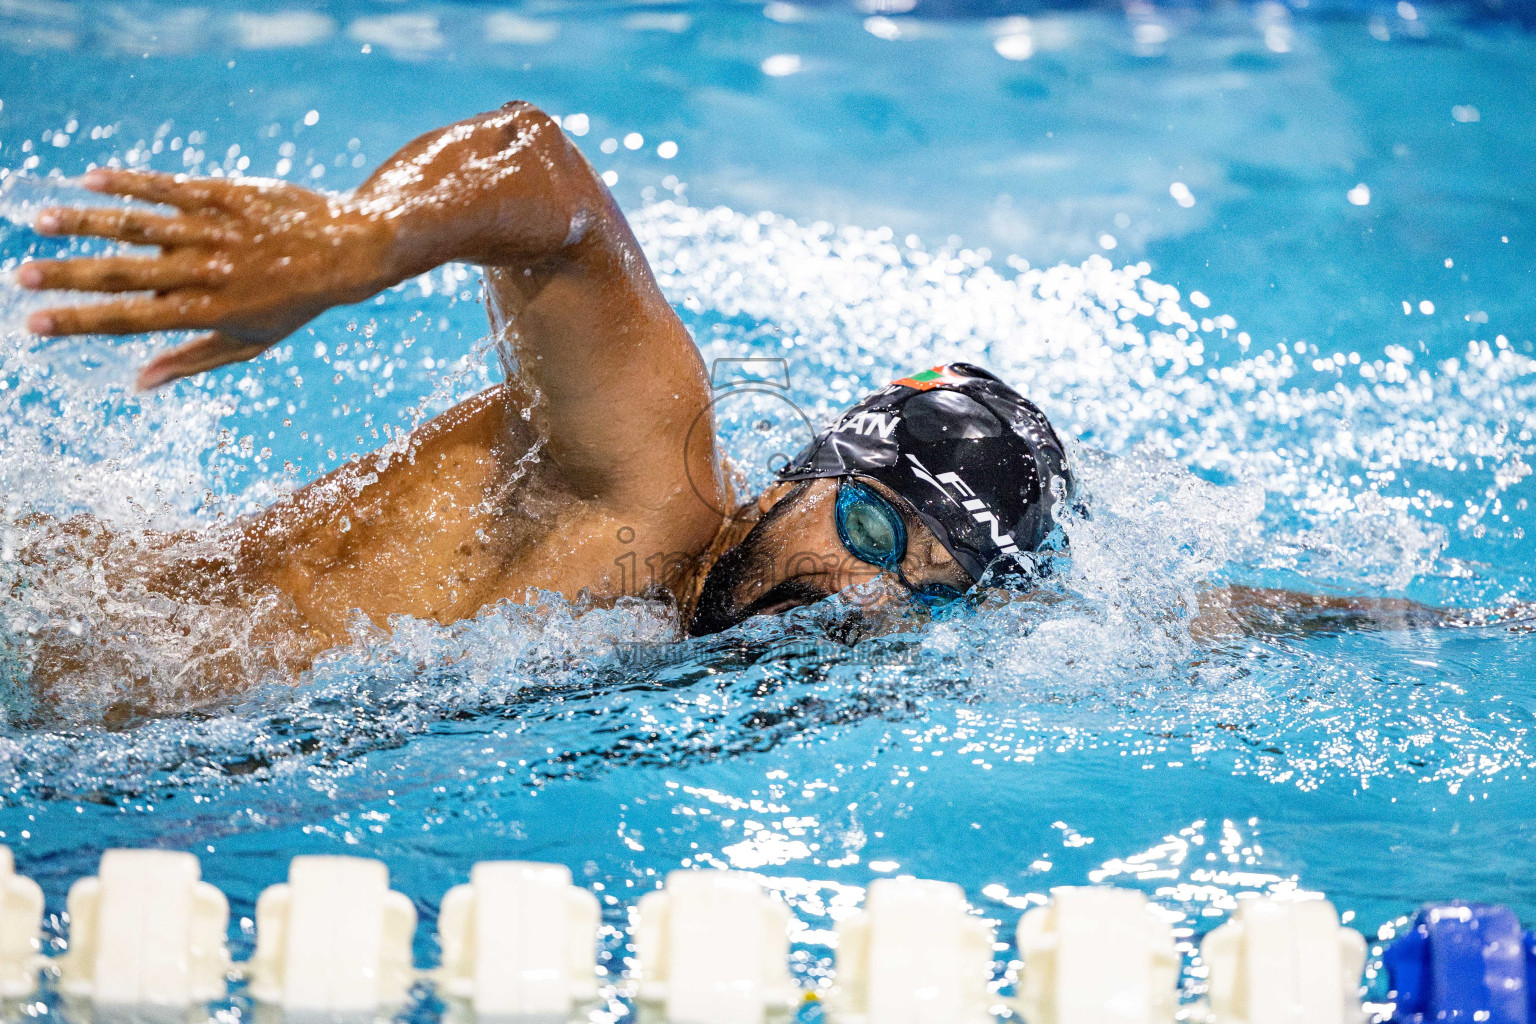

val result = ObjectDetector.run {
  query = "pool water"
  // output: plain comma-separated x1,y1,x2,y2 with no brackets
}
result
1,0,1534,1013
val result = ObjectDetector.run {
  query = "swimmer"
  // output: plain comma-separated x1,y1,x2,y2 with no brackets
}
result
12,102,1453,703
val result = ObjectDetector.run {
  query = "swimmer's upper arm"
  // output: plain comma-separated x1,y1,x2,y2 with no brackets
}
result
356,102,723,522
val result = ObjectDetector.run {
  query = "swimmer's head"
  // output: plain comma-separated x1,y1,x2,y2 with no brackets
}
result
688,363,1073,636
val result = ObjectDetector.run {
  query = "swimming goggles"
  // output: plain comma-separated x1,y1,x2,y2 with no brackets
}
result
834,478,967,609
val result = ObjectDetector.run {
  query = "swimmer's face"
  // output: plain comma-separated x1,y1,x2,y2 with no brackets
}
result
687,477,973,636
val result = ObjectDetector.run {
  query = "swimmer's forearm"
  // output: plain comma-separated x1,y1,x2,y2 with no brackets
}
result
354,102,611,283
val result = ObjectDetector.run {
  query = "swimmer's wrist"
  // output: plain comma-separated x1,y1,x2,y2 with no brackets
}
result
323,206,412,303
342,193,466,297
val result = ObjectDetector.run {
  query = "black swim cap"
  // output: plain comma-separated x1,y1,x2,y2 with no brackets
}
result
777,363,1072,582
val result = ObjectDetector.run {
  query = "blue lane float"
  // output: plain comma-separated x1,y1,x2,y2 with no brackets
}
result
1385,903,1536,1024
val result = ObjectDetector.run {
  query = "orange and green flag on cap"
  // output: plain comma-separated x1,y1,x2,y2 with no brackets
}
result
892,365,967,391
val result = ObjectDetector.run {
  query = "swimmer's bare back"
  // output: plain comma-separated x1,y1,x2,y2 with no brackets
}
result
18,102,732,657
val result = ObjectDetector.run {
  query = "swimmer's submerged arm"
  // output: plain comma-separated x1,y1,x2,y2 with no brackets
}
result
1192,584,1453,640
19,102,721,516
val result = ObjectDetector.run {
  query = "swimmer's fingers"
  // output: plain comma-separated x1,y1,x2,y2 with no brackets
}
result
16,254,227,294
26,293,220,338
79,168,229,213
136,331,267,391
33,206,225,247
24,295,273,387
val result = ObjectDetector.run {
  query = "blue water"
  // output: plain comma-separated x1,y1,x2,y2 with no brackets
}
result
1,0,1533,1013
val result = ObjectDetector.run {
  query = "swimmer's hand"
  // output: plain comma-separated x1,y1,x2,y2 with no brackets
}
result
15,103,610,391
17,169,399,390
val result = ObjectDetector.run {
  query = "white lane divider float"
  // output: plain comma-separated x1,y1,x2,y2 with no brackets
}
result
1201,895,1367,1024
437,860,600,1018
633,868,798,1024
58,849,230,1008
0,845,1394,1024
829,876,995,1024
0,846,44,999
247,854,417,1014
1016,886,1180,1024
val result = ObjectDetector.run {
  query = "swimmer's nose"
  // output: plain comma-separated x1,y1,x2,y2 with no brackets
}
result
837,573,917,612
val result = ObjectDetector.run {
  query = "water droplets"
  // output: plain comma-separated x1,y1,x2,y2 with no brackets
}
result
761,53,803,77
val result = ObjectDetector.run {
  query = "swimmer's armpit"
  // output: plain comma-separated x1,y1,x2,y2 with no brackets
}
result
13,102,609,391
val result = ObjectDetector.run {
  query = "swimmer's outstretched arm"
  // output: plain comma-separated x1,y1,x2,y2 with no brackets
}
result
1193,584,1460,640
17,102,721,516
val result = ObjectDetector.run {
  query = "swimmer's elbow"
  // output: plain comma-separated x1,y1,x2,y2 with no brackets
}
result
492,100,608,238
494,100,557,140
491,101,582,173
498,98,550,122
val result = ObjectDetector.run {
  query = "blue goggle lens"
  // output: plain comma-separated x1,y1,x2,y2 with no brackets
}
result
835,479,906,569
836,479,966,610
